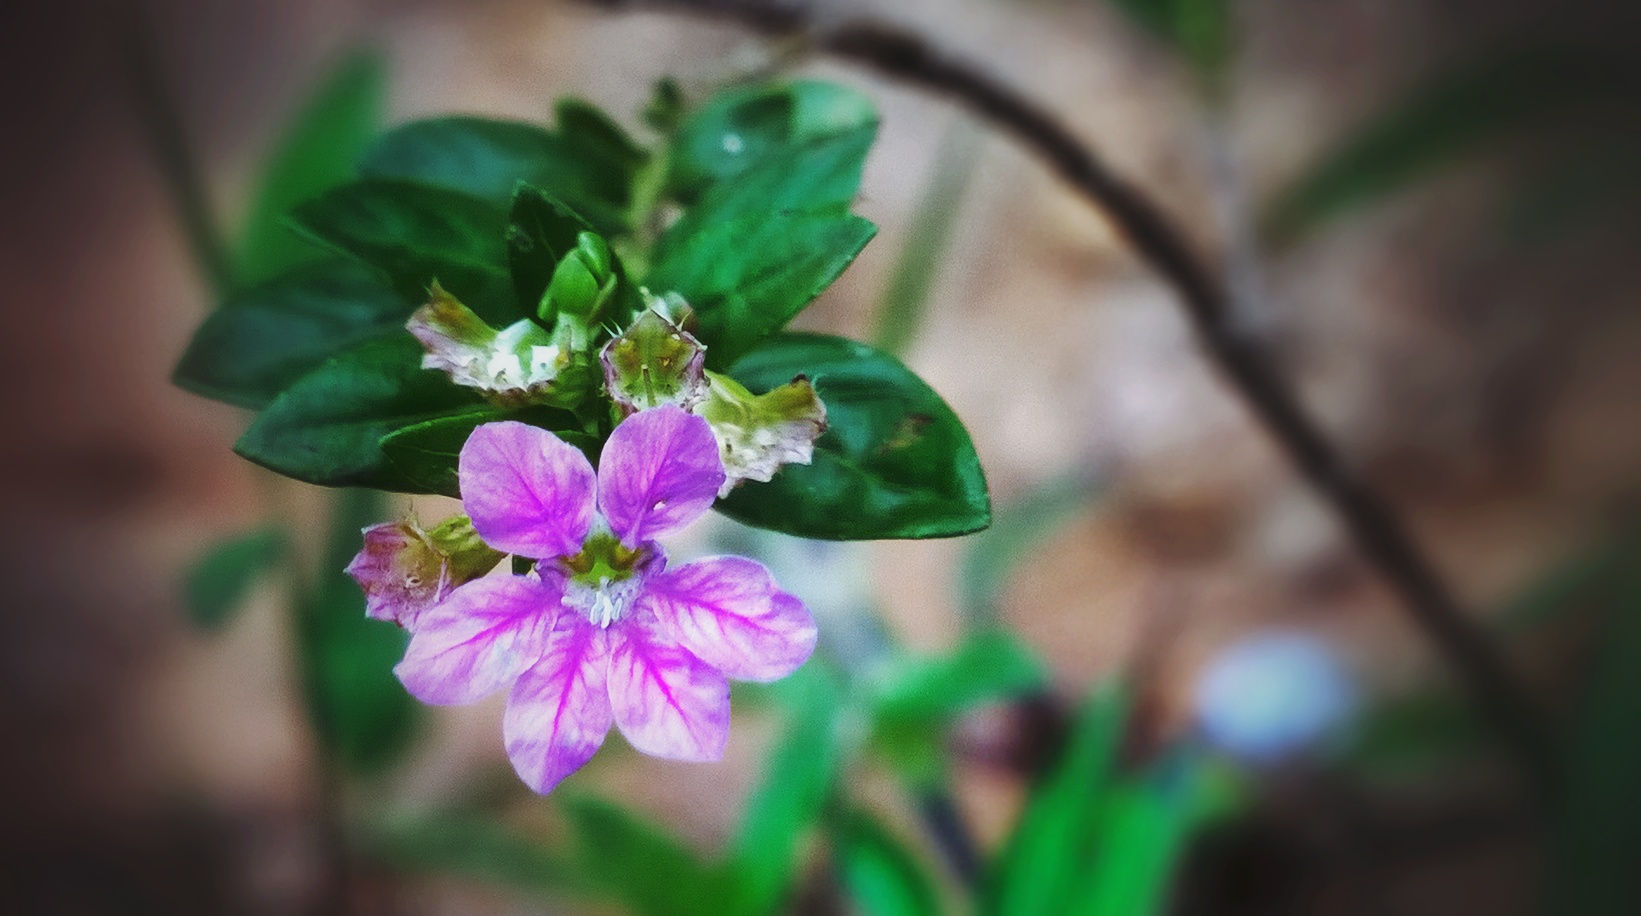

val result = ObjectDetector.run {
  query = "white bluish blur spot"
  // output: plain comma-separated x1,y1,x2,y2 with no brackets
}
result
722,133,745,155
1193,629,1358,765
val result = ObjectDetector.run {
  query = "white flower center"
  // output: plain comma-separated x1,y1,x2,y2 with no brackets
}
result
563,575,643,628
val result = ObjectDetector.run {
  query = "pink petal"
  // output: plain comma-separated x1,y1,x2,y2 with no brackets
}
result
597,405,725,546
641,557,817,682
606,614,730,761
394,575,560,705
460,421,595,559
503,612,614,794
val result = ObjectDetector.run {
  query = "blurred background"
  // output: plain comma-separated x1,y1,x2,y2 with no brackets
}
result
4,0,1640,913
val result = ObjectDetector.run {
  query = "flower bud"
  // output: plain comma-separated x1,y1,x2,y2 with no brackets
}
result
346,515,504,629
600,307,708,414
541,232,618,323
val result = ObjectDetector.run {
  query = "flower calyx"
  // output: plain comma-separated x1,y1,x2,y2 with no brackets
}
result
345,514,504,629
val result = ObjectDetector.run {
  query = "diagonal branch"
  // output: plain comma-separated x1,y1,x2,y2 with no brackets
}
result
577,0,1561,799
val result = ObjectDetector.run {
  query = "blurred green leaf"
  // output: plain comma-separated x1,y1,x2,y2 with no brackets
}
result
1109,0,1231,86
235,335,483,490
1496,527,1641,637
1066,752,1206,916
360,810,585,896
560,795,742,916
1343,689,1483,778
733,666,844,914
835,810,947,916
289,179,519,324
716,333,990,540
872,629,1047,724
959,472,1098,626
873,121,979,359
379,405,590,497
505,183,604,317
649,211,877,369
1543,580,1641,914
234,49,386,286
556,96,649,172
183,527,285,631
1263,48,1625,246
302,487,418,773
360,115,637,233
984,685,1128,916
668,80,877,202
173,259,412,409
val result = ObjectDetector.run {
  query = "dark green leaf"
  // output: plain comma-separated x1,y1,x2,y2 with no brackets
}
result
556,96,648,172
872,629,1047,724
668,80,876,202
182,527,285,631
173,259,413,409
289,178,519,324
378,405,589,497
716,334,990,540
984,685,1129,916
360,116,635,232
505,183,599,315
1544,580,1641,915
360,810,585,897
656,125,876,267
234,49,386,285
649,212,877,368
559,796,742,916
835,811,946,916
733,667,843,913
1109,0,1231,84
301,488,418,773
235,335,483,490
1065,752,1207,916
1263,48,1627,245
959,472,1099,626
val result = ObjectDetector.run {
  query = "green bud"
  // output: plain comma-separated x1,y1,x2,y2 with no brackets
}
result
543,231,618,322
600,308,708,414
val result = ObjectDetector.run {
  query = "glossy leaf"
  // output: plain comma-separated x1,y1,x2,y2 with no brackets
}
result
301,487,418,773
872,629,1047,724
234,49,386,286
505,183,599,315
360,115,635,232
985,685,1129,916
182,527,285,631
668,80,877,201
173,259,413,409
649,211,877,368
716,334,990,540
289,178,519,324
560,795,742,916
378,405,590,498
835,810,946,916
235,335,483,490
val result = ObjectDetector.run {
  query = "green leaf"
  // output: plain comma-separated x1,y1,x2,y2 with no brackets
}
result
733,667,844,914
505,183,599,315
835,810,947,916
556,96,649,173
182,527,285,631
1067,752,1208,916
716,333,990,540
360,810,585,897
668,80,877,201
1262,47,1623,246
1543,580,1641,915
656,125,876,266
289,178,519,324
871,629,1047,724
959,472,1099,626
234,49,386,286
985,685,1129,916
1108,0,1231,85
235,335,483,490
173,259,414,409
301,487,418,773
360,116,636,233
649,211,877,368
559,796,742,916
378,405,590,498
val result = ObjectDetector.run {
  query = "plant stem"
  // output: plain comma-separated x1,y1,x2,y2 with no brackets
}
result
580,0,1561,802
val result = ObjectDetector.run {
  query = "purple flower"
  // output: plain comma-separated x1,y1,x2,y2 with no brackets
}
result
394,405,818,793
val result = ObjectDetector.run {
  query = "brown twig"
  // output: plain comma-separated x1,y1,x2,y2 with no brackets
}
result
580,0,1560,800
